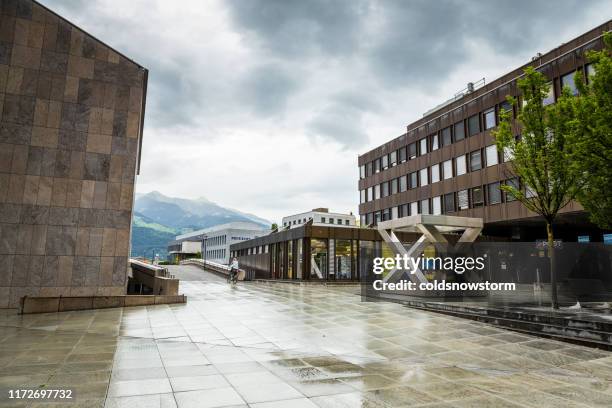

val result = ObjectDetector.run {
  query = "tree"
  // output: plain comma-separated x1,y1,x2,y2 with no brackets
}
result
568,32,612,229
271,223,278,231
493,67,583,309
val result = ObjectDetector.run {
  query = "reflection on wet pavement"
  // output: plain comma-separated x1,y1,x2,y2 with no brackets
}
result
1,273,612,407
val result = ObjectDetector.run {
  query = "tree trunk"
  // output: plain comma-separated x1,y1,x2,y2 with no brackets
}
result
547,221,559,309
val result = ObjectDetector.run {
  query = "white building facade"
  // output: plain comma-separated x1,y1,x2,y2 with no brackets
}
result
282,208,357,229
173,222,269,265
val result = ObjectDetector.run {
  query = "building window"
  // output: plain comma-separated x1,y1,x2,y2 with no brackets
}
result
360,190,366,203
399,147,407,163
321,217,326,223
399,175,407,192
431,134,439,151
444,193,455,213
431,164,440,183
408,143,417,159
505,178,519,202
374,184,380,199
458,190,469,210
382,208,390,221
561,71,578,95
468,114,480,136
503,145,514,162
382,155,389,170
366,162,373,177
389,151,397,167
471,187,484,207
398,204,408,217
359,165,365,179
586,63,595,81
485,145,498,167
329,218,334,224
469,150,482,172
432,196,442,215
526,185,536,198
409,172,418,189
345,219,349,225
410,202,418,215
443,159,452,179
390,178,398,195
419,168,428,186
454,121,465,141
419,138,428,156
365,213,372,225
382,182,389,197
484,108,496,130
391,206,398,220
488,182,502,205
441,127,452,146
373,159,380,173
367,186,373,202
420,199,430,215
500,100,512,116
543,81,555,106
455,155,467,176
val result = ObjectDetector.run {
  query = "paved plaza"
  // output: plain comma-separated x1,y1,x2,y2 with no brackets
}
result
1,265,612,407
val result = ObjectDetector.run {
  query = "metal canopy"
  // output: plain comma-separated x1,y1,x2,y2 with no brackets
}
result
377,215,483,284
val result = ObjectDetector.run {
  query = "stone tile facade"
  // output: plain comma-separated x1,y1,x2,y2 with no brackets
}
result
0,0,147,307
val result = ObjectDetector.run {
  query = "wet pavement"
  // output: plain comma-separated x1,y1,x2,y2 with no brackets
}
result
1,265,612,407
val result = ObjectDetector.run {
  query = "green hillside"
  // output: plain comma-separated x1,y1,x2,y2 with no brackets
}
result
130,213,179,259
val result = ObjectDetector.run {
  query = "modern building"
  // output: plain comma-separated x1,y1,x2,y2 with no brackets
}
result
0,0,148,307
358,21,611,242
282,208,356,228
169,221,269,265
230,222,495,282
230,224,373,281
167,239,200,263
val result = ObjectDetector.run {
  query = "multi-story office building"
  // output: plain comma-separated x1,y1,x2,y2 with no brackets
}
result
0,0,148,307
282,208,356,228
169,221,269,265
358,21,611,242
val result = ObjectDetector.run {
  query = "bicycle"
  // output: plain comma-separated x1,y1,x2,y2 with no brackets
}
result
227,268,238,285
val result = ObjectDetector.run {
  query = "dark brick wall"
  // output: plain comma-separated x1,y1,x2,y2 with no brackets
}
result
0,0,147,307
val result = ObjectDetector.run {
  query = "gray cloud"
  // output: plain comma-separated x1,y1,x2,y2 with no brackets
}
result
239,64,300,116
225,0,369,57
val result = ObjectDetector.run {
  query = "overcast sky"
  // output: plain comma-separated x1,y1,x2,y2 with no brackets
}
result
45,0,611,223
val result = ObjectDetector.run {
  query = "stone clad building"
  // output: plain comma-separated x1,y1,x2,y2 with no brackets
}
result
0,0,148,307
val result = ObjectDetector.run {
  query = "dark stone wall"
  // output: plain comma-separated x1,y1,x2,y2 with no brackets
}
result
0,0,146,307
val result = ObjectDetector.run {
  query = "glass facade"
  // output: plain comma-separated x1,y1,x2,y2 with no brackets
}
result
335,239,353,280
310,239,328,280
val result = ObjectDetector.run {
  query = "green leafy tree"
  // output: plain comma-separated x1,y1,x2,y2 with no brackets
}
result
569,32,612,228
493,67,583,309
271,223,278,230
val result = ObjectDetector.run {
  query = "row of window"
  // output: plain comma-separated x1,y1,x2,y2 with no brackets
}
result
283,217,352,226
206,248,226,260
231,236,253,241
207,235,227,246
359,104,509,180
360,145,508,203
359,66,593,181
362,179,521,225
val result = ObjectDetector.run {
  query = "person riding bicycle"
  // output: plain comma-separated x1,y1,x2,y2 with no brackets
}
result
229,257,239,284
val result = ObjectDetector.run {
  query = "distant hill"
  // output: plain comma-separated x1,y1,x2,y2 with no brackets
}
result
130,191,271,258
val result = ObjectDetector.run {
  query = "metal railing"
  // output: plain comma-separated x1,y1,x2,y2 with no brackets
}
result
181,259,253,281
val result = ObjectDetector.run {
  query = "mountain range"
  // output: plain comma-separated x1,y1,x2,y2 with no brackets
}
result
131,191,271,258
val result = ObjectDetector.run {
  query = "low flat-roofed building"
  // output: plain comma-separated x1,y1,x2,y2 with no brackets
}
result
169,221,269,265
230,223,434,281
282,208,356,229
